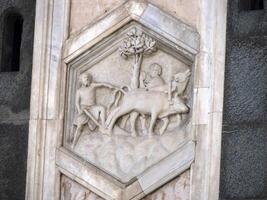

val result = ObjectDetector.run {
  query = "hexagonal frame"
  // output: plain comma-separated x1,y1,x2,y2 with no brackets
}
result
58,2,200,199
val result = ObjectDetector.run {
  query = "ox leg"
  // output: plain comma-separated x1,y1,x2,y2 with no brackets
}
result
108,108,131,133
130,112,138,137
148,113,158,137
140,115,147,136
119,114,129,129
105,107,120,127
176,114,182,126
160,117,169,136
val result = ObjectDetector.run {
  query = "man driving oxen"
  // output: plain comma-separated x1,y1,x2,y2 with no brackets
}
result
106,64,191,136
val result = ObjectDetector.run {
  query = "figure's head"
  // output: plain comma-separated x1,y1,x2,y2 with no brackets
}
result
149,63,162,77
79,73,92,86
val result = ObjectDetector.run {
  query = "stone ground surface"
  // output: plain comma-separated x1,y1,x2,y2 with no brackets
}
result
75,126,189,183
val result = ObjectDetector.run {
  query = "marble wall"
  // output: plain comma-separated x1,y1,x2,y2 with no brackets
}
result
69,0,198,36
26,0,227,199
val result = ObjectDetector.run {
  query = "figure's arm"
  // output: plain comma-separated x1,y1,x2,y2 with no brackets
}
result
171,81,177,92
93,82,117,89
140,71,147,88
75,91,82,114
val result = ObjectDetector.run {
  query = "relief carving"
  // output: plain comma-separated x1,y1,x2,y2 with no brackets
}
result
71,29,191,146
67,26,193,182
72,73,119,147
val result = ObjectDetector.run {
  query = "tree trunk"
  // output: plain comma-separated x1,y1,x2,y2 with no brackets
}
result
130,53,143,89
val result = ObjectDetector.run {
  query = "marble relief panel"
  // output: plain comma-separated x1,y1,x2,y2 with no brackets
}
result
64,25,193,183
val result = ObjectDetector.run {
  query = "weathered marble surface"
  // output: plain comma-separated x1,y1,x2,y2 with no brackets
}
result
149,0,198,27
75,129,189,182
143,170,190,200
61,176,104,200
69,0,198,35
61,171,190,200
69,0,126,35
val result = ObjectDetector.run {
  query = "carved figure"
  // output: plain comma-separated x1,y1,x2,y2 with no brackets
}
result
118,63,167,136
72,73,116,148
106,89,189,136
169,69,191,101
70,29,192,142
118,28,157,136
144,63,165,89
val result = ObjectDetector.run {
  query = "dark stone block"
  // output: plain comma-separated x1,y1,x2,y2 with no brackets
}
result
220,199,267,200
0,1,35,199
0,0,35,114
0,123,28,200
227,0,267,38
220,124,267,199
221,1,267,199
223,37,267,124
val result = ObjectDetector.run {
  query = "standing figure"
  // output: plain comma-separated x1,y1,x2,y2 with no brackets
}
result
72,73,115,148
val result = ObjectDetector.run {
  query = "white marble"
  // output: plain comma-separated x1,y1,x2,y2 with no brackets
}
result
75,130,190,183
143,170,190,200
26,0,227,199
137,141,194,195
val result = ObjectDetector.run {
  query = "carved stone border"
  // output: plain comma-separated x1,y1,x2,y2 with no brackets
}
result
26,0,227,199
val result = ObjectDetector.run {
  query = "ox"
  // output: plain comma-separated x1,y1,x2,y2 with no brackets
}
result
105,89,189,136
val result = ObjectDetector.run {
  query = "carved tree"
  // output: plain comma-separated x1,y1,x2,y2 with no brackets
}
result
119,28,157,89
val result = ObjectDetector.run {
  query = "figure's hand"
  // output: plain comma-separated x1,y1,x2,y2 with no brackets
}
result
140,71,147,81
